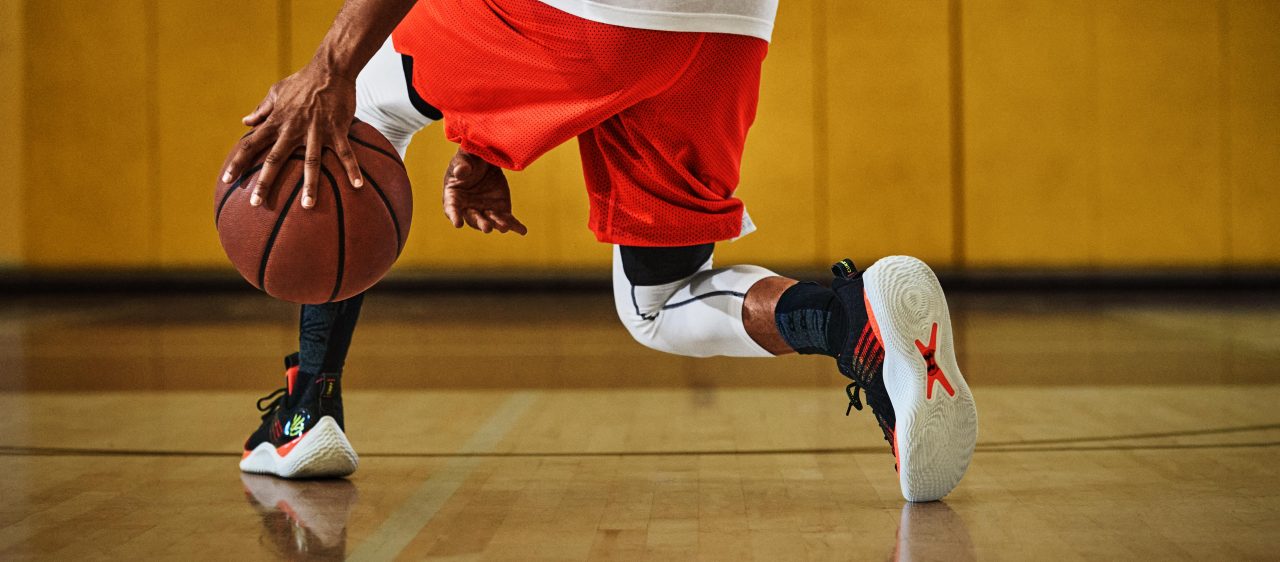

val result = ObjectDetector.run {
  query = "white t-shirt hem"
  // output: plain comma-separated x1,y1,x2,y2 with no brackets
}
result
537,0,775,42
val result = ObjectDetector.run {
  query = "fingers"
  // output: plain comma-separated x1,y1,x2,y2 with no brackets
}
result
332,136,363,189
300,126,321,209
242,96,274,126
505,214,529,236
443,203,464,229
486,210,511,233
465,208,493,233
222,128,271,184
250,133,295,207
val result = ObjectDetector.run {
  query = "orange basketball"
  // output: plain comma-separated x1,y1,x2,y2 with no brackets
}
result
214,121,412,304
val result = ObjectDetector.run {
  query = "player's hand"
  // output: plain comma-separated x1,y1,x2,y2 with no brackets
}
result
442,149,528,235
221,64,364,210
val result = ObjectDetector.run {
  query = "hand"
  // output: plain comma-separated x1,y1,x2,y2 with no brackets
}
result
442,149,528,235
221,64,364,210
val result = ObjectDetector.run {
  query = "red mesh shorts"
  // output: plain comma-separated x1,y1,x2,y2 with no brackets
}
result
392,0,768,246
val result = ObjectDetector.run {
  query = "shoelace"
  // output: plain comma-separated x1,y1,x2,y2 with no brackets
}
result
256,388,288,421
844,377,895,452
845,382,863,415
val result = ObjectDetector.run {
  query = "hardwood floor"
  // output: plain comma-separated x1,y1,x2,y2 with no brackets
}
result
0,290,1277,560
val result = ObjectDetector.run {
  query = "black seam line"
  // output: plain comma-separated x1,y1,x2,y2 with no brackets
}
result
661,290,746,311
630,284,657,321
358,164,404,256
215,163,266,224
215,155,304,224
321,165,345,303
257,177,306,290
2,441,1277,459
348,134,405,171
399,54,444,120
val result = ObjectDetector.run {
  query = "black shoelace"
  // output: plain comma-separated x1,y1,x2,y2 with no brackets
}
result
843,377,896,452
256,388,288,421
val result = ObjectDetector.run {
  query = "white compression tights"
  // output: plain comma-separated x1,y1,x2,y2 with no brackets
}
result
612,246,778,358
355,39,434,157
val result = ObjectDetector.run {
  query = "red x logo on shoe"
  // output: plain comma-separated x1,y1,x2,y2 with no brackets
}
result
915,323,955,400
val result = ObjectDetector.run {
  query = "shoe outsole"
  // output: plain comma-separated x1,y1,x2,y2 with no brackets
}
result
239,416,359,479
864,256,977,502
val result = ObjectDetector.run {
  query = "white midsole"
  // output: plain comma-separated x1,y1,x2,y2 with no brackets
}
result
239,416,359,479
863,256,978,502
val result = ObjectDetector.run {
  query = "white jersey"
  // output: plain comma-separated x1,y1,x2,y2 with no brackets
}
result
536,0,779,42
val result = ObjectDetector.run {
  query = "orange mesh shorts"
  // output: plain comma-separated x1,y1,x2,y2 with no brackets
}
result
392,0,768,246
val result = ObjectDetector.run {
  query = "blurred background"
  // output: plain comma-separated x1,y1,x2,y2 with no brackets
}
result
1,0,1276,281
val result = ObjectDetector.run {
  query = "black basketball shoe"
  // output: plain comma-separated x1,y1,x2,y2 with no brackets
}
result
832,257,977,502
240,353,358,478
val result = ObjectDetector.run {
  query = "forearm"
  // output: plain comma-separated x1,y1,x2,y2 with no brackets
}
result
310,0,418,80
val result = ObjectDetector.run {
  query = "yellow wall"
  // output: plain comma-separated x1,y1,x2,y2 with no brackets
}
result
5,0,1280,271
0,0,23,265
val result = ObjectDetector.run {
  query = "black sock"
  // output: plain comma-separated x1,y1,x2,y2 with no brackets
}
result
774,282,847,357
299,293,366,377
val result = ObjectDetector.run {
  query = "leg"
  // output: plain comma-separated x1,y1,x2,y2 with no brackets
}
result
612,245,859,360
294,37,438,378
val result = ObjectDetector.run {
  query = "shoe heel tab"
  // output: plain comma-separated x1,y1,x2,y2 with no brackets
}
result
831,259,863,286
284,352,300,370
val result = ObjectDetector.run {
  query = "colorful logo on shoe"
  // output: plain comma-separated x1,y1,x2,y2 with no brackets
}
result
283,412,309,438
915,323,955,400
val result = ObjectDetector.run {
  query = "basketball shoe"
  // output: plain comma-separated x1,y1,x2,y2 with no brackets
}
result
240,353,359,478
831,256,977,502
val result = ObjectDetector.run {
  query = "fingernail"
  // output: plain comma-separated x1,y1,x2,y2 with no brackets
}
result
250,194,262,206
222,171,233,183
352,178,363,188
302,195,314,208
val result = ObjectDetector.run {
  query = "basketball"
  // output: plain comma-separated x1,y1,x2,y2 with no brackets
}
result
213,121,412,304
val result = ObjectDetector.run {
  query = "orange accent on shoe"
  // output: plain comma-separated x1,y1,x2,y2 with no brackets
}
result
852,322,873,358
285,365,299,396
242,450,252,460
276,434,305,457
915,323,956,400
862,290,884,346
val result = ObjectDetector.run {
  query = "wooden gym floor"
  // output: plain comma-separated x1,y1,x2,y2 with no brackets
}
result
0,289,1277,560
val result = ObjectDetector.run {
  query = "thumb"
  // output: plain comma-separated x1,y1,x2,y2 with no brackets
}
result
242,97,274,126
450,157,473,182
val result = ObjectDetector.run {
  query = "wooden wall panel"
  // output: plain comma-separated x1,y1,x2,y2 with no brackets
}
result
824,0,952,267
155,1,280,266
716,0,821,269
1227,0,1280,265
962,0,1099,267
0,0,23,265
1094,0,1225,266
23,0,153,266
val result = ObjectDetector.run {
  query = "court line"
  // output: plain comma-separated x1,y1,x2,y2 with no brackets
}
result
344,390,538,562
3,422,1276,459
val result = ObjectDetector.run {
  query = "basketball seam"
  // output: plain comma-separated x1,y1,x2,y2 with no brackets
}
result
348,134,405,170
215,156,302,225
321,165,346,303
257,177,307,291
358,164,405,256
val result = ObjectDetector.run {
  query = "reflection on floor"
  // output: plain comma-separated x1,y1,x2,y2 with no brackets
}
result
0,291,1277,559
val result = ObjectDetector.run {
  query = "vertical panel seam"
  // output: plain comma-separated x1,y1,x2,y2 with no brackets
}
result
948,0,965,269
1218,0,1232,266
812,1,829,266
279,0,292,75
145,0,161,265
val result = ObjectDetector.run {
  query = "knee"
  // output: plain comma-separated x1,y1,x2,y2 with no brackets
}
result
612,288,680,355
